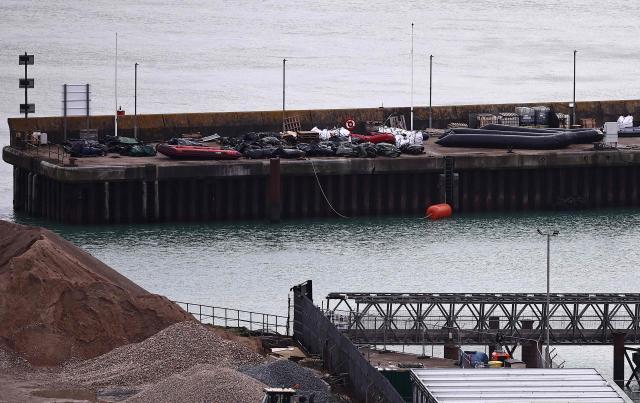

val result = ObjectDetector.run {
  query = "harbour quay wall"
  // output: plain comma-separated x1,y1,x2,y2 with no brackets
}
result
5,144,640,225
8,99,640,143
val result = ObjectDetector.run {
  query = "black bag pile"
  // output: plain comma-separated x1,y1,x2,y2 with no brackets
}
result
64,139,107,157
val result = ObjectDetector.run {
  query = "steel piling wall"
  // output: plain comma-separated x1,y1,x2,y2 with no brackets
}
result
9,163,640,224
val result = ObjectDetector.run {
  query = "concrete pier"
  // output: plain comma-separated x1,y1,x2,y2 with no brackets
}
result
5,98,640,225
6,136,640,224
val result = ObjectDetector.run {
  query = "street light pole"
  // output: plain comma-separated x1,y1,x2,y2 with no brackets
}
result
134,62,138,140
115,32,118,137
410,22,414,131
573,50,577,126
282,58,287,135
537,228,559,368
429,54,433,129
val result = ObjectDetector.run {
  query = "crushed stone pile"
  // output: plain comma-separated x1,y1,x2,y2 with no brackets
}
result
127,364,267,403
242,359,337,403
0,341,31,372
0,220,193,366
60,321,264,387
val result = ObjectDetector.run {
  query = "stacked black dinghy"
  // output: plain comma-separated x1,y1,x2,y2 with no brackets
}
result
436,124,602,149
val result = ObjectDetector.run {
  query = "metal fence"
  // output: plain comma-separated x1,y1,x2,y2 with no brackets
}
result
293,281,405,403
174,301,289,336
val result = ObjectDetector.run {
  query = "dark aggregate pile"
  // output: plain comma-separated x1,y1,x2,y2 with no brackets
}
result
241,359,338,403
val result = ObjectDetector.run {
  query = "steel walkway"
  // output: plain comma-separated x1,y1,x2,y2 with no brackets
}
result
324,292,640,345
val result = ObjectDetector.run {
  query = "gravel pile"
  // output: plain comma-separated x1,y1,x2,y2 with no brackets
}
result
0,342,31,372
242,359,337,403
60,321,264,387
128,364,266,403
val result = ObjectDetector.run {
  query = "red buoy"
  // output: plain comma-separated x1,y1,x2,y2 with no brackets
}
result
425,203,452,220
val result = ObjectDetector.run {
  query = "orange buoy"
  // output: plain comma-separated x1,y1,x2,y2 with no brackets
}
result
425,203,452,220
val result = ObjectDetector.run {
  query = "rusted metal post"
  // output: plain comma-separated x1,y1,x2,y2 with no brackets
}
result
488,316,500,356
520,320,540,368
267,158,281,222
443,338,459,361
613,331,626,388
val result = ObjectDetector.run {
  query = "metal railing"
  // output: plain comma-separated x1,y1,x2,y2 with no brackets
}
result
326,308,570,368
174,301,289,336
325,292,640,345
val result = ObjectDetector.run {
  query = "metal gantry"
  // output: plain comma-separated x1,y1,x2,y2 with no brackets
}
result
325,292,640,345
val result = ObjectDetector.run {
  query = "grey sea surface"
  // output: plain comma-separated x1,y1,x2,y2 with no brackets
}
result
1,0,639,385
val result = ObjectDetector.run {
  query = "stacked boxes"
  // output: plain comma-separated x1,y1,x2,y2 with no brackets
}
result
498,112,519,126
556,113,570,129
532,106,551,126
447,122,469,129
515,107,536,126
476,113,498,128
580,118,597,128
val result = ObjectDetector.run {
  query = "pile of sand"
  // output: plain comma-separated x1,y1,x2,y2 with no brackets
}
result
0,220,193,366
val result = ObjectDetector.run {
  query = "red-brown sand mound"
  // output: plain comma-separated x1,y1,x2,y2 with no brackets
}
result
0,220,193,366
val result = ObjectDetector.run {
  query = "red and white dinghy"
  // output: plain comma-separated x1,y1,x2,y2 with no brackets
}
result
156,144,242,160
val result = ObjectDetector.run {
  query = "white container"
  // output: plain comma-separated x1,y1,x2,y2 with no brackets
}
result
39,132,48,145
604,122,619,135
603,122,618,148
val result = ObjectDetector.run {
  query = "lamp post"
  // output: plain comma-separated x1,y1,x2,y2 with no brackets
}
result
134,62,138,140
282,58,287,135
537,228,559,368
429,54,433,129
572,50,577,126
410,22,414,131
114,32,118,137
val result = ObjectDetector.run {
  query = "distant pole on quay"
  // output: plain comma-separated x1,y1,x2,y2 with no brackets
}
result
410,23,414,131
572,50,577,126
134,62,138,140
114,32,118,137
537,228,559,368
282,58,287,135
429,54,433,129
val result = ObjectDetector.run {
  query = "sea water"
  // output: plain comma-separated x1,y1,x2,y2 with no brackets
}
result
1,0,640,383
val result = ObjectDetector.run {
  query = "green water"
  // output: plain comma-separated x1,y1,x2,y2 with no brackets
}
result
12,208,640,380
12,208,639,315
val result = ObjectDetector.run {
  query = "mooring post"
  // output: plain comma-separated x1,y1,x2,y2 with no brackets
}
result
613,331,626,388
267,158,281,222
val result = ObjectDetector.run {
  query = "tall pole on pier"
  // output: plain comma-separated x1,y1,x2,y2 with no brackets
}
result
410,23,414,131
429,54,433,129
24,53,28,119
537,228,559,368
572,50,577,127
114,32,118,137
134,62,138,140
282,58,287,135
